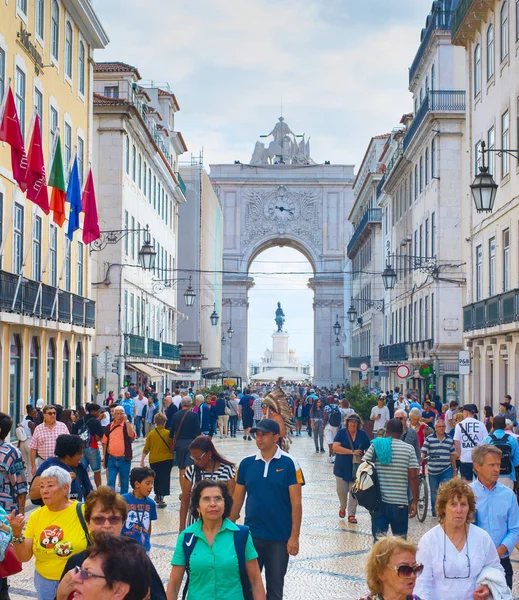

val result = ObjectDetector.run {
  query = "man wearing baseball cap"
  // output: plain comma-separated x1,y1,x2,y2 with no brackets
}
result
231,419,305,600
453,404,487,480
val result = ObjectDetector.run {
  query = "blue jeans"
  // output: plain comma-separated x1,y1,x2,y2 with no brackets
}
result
134,415,143,437
428,467,453,516
81,447,101,472
34,571,59,600
371,501,409,541
460,462,474,481
107,455,131,494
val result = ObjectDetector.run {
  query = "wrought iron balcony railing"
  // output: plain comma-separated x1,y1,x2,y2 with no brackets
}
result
347,208,382,258
409,10,454,83
175,171,187,196
124,333,181,361
379,342,408,364
463,289,519,331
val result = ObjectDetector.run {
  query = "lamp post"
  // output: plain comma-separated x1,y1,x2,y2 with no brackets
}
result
91,224,157,272
347,297,385,324
152,275,197,307
382,261,398,291
470,141,499,213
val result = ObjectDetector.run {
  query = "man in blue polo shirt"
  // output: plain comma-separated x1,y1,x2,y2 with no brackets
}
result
231,419,304,600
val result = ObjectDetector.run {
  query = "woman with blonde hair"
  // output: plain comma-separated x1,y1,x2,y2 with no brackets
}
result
358,536,424,599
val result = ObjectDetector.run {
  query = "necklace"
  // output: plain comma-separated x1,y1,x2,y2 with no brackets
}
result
444,523,467,551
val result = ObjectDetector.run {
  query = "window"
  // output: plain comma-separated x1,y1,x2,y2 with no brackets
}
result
414,165,418,199
431,139,436,178
50,106,58,151
474,44,481,96
17,0,27,15
36,0,44,39
131,216,135,260
431,212,436,256
153,176,157,209
124,291,128,333
425,218,430,258
488,126,495,176
125,137,130,174
49,225,57,286
32,216,42,281
103,86,119,99
143,162,147,194
489,237,496,295
77,242,83,296
414,302,418,341
138,154,142,189
419,156,423,193
419,299,423,340
414,230,418,262
13,204,24,274
487,25,495,79
34,88,43,129
124,211,129,255
501,1,509,61
62,342,69,407
132,145,136,181
64,122,72,175
78,41,85,94
0,49,5,103
425,148,429,185
148,168,152,200
65,22,73,79
10,336,22,426
408,173,412,207
77,136,84,187
419,224,424,262
431,64,435,91
64,239,71,291
51,0,59,61
15,67,26,139
425,296,429,339
503,228,510,291
502,110,509,176
476,245,483,301
29,337,39,402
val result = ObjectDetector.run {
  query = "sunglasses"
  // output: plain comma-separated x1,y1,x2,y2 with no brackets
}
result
89,515,123,526
388,563,424,578
190,451,207,461
45,411,56,416
74,566,106,581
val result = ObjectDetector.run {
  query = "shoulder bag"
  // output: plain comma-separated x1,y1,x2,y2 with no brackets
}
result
170,410,189,452
153,428,173,454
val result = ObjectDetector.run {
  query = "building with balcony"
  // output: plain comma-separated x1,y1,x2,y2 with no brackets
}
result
377,0,466,401
92,62,186,399
177,157,223,382
346,135,388,385
453,0,519,410
0,0,108,420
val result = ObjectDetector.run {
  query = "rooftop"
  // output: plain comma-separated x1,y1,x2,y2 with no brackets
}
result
94,61,141,79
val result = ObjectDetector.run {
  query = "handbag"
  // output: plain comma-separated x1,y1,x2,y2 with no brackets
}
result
15,426,27,442
170,410,189,452
0,545,23,578
347,430,363,464
224,400,232,417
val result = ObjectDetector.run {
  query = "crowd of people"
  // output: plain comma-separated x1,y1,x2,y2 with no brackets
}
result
0,383,517,599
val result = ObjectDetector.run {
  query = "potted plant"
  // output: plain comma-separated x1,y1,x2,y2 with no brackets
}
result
347,384,378,439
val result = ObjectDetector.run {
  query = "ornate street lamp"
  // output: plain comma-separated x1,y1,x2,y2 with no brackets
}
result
334,336,341,347
347,303,357,324
183,276,196,307
470,143,498,213
333,314,341,336
221,333,226,346
138,227,157,271
382,262,398,291
209,304,219,327
227,322,234,339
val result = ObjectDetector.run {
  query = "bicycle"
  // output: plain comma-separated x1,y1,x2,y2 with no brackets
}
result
417,458,429,523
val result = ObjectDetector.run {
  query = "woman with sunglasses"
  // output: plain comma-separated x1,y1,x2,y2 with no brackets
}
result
358,536,424,600
414,478,503,600
56,486,166,600
179,435,236,532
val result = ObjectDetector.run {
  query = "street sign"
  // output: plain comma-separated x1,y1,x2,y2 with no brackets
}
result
458,350,470,375
419,364,433,378
359,362,369,372
97,349,114,370
396,364,411,379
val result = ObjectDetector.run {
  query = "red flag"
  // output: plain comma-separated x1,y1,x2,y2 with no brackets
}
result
26,115,50,214
82,169,100,244
0,88,28,191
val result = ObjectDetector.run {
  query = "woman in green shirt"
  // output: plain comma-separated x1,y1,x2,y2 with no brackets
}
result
167,480,265,600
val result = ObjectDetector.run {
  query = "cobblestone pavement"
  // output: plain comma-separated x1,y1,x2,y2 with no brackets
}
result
7,432,519,599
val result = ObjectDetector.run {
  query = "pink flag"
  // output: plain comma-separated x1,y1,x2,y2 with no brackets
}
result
0,88,28,191
26,115,50,214
82,169,100,244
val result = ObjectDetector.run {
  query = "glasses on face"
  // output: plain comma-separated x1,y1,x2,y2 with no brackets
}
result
74,566,106,581
190,451,207,461
90,515,123,526
200,495,224,504
45,411,56,416
387,563,424,578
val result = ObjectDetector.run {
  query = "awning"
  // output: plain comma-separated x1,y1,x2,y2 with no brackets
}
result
153,365,182,377
127,363,163,380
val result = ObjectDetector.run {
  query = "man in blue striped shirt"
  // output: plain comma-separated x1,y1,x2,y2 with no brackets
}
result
421,419,457,517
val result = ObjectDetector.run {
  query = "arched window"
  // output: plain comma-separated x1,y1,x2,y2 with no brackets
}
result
78,41,85,94
474,44,481,96
65,22,73,78
487,25,495,79
9,336,21,426
47,339,56,403
75,343,82,407
62,342,70,407
29,337,40,402
501,1,509,61
51,0,59,60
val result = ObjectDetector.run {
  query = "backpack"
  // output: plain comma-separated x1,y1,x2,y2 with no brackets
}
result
328,405,341,427
352,460,381,513
182,524,252,600
75,417,91,448
489,433,513,475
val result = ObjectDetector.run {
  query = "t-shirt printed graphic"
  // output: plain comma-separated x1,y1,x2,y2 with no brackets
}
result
121,493,157,552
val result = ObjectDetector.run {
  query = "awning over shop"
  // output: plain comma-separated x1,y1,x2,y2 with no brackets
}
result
127,363,164,380
153,365,182,377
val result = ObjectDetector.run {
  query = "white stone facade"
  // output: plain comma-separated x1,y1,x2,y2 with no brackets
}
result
210,119,355,386
453,0,519,409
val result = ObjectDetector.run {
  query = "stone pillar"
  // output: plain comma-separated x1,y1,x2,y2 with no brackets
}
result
272,331,289,365
223,275,254,380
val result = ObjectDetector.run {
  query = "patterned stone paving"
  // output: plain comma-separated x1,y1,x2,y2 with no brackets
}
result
7,432,519,598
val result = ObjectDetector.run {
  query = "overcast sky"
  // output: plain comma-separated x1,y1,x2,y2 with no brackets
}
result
93,0,435,364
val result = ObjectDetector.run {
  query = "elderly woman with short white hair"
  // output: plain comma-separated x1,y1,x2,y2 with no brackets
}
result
8,465,90,600
409,407,430,448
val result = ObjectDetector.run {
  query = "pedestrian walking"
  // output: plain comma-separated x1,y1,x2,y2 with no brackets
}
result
332,414,369,522
102,406,136,494
421,419,456,516
482,415,519,489
395,410,421,463
471,444,519,589
169,397,201,497
362,418,419,540
73,403,104,489
120,391,135,424
231,419,304,600
29,405,70,477
143,396,158,436
228,394,240,438
294,398,304,436
453,404,487,481
216,394,230,438
370,396,390,437
18,405,36,474
239,389,255,441
121,467,157,553
141,413,174,508
323,396,342,463
310,398,325,453
134,392,148,439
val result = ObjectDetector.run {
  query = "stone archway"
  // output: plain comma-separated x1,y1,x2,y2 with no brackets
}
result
210,122,354,385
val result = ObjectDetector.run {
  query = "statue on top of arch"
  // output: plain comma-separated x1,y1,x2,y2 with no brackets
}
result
250,117,315,166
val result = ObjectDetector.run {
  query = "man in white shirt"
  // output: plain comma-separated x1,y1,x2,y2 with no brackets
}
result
453,403,487,481
370,396,390,434
445,400,458,435
134,391,149,439
172,389,182,410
